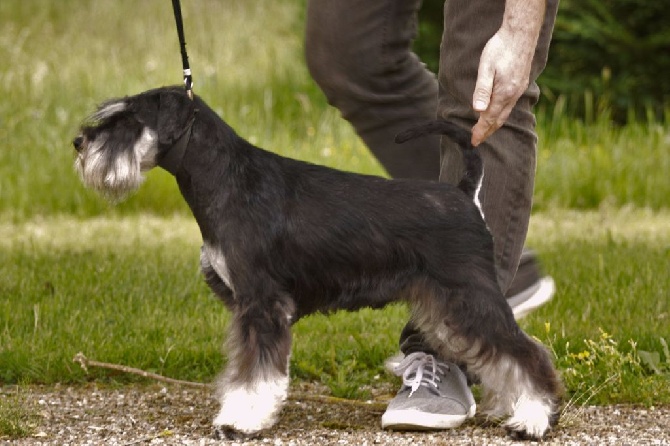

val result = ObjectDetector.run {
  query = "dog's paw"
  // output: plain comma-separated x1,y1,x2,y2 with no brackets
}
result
213,376,288,435
213,394,279,435
503,395,554,439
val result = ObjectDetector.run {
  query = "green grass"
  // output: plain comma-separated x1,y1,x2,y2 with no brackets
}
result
0,386,37,439
523,209,670,404
1,0,669,428
535,108,670,210
2,211,669,406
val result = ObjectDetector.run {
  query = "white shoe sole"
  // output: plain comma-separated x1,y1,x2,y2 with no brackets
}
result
381,403,476,430
511,277,556,319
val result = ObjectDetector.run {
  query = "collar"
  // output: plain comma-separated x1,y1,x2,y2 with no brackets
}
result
157,114,196,175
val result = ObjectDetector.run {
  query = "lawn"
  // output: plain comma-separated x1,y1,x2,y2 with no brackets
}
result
1,1,669,435
2,210,668,407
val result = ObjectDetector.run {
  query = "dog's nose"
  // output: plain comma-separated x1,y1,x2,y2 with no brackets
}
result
73,136,84,152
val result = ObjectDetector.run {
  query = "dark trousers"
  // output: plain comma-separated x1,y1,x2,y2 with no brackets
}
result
305,0,559,354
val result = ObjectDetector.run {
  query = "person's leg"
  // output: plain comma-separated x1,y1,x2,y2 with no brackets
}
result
438,0,559,293
305,0,440,180
392,0,559,356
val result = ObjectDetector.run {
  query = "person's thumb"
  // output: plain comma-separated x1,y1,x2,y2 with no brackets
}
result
473,62,494,112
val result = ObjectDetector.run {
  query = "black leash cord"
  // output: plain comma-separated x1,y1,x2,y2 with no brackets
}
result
171,0,193,99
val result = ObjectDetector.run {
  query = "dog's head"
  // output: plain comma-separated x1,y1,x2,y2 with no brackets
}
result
73,86,196,201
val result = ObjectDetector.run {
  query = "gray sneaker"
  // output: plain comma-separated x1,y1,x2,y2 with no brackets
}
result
506,250,555,319
381,352,476,430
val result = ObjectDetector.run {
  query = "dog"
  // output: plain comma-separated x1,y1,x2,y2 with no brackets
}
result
73,86,562,439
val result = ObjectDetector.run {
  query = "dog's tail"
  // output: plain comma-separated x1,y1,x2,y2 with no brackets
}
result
395,120,482,200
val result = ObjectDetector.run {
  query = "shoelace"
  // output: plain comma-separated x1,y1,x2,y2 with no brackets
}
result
392,352,449,398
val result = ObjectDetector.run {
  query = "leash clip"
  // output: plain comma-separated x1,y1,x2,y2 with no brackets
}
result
183,68,193,100
172,0,194,101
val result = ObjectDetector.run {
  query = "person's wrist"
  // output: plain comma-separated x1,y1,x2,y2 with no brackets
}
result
500,0,544,50
496,27,535,61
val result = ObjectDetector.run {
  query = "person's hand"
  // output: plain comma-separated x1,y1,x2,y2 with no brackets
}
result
470,0,545,146
470,28,535,146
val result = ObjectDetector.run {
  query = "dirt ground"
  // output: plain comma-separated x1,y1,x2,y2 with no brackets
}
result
3,383,669,445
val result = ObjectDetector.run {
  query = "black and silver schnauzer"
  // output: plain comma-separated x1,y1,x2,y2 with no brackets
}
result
73,86,562,439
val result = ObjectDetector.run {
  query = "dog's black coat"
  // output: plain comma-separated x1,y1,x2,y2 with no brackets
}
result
75,86,562,438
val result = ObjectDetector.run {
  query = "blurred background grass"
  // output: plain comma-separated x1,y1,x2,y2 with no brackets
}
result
0,0,381,220
0,0,668,219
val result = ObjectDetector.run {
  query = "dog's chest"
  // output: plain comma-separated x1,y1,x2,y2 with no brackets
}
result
202,243,234,291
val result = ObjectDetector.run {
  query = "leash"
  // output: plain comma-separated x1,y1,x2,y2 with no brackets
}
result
159,0,196,175
171,0,193,100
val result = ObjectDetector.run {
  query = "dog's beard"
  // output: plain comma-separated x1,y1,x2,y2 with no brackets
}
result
75,127,158,202
75,142,143,202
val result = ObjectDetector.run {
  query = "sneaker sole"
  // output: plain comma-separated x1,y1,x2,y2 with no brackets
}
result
381,403,476,431
511,276,555,319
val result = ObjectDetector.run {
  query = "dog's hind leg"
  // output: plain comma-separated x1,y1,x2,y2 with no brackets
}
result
411,275,562,439
212,291,295,436
469,312,562,439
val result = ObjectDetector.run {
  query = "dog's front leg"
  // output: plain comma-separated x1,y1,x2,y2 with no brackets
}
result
213,293,294,436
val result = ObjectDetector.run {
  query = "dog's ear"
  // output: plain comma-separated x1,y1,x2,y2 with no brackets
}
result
157,90,196,146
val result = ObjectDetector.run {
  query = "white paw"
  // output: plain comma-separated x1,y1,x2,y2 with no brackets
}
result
213,375,288,434
503,394,553,439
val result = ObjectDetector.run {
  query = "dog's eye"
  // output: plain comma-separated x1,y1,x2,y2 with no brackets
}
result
73,136,84,151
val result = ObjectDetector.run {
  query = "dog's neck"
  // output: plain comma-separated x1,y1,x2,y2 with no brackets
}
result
157,115,196,175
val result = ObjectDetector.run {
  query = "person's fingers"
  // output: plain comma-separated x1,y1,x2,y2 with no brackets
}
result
471,98,515,146
471,115,493,146
472,113,504,146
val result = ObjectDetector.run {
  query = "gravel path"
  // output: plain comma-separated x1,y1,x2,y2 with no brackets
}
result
3,384,669,445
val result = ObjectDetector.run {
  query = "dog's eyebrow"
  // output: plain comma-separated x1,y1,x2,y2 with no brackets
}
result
90,101,127,122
